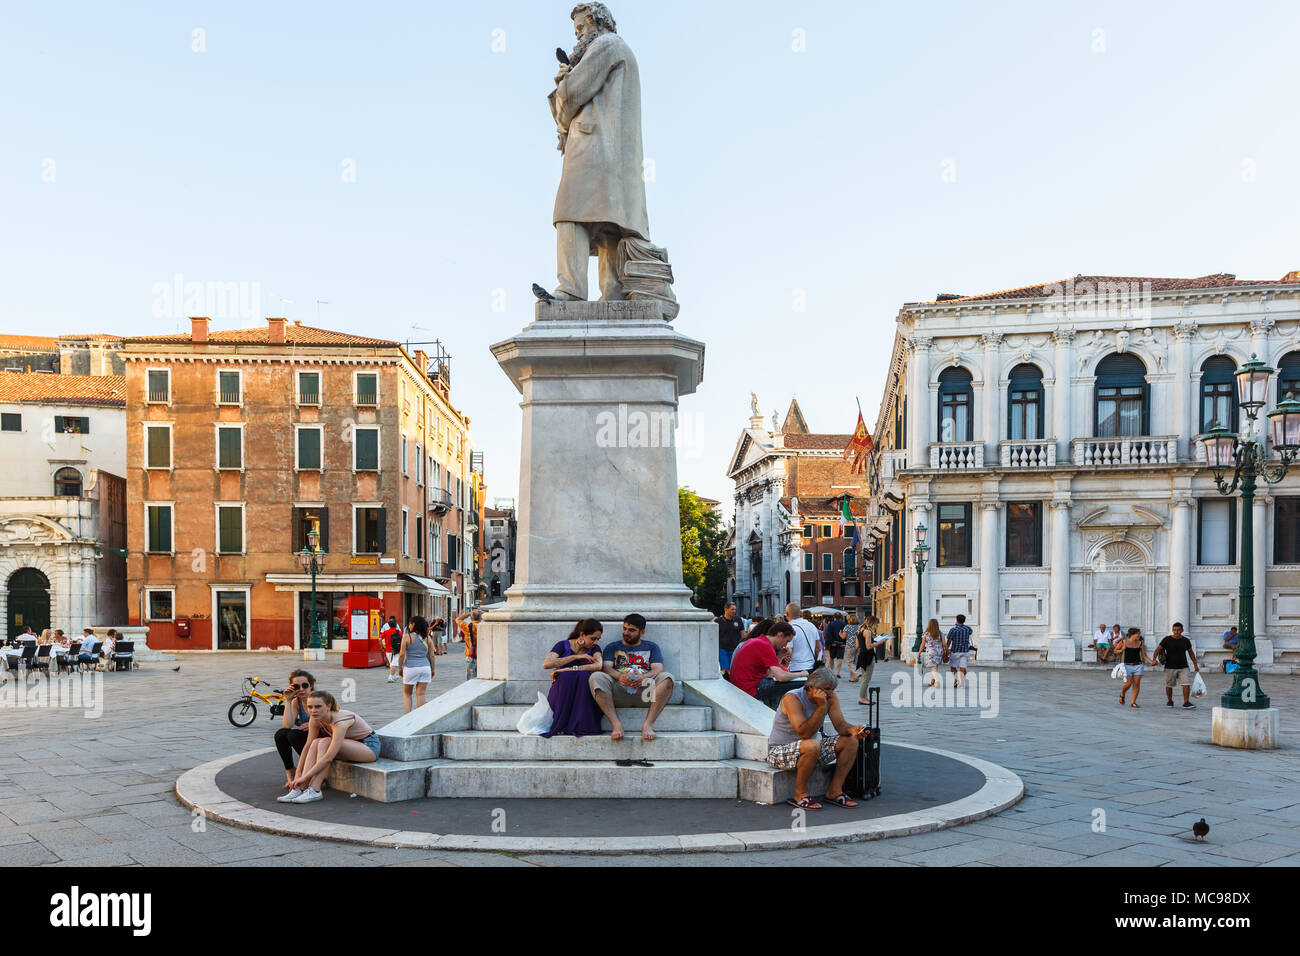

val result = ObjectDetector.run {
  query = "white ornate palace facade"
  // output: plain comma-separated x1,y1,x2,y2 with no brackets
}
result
866,271,1300,667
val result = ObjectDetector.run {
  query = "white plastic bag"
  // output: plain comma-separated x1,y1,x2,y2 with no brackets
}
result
516,692,553,735
1110,662,1126,680
1191,671,1207,698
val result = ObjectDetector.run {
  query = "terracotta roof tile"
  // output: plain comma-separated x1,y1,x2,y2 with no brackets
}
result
783,433,854,449
0,334,59,351
0,372,125,407
795,498,869,518
919,273,1300,305
125,324,398,347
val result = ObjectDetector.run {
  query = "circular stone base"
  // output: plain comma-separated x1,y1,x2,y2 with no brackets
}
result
1211,706,1280,750
176,742,1023,854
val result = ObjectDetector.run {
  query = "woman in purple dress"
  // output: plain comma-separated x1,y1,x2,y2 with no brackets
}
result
541,619,606,737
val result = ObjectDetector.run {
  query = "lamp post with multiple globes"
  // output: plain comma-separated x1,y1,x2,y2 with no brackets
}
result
1198,354,1300,746
297,528,328,662
912,521,930,654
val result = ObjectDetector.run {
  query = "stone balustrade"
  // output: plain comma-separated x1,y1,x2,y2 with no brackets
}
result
930,441,985,470
999,439,1056,468
1070,436,1178,467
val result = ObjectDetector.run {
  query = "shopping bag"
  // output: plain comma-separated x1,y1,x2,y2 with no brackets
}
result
1110,662,1126,680
1191,671,1207,698
516,692,553,735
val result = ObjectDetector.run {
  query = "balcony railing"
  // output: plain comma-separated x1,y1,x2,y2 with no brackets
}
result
879,449,908,480
930,441,985,470
429,561,450,581
219,389,240,404
1000,439,1056,468
1071,436,1177,467
147,388,169,403
429,488,453,513
298,388,320,405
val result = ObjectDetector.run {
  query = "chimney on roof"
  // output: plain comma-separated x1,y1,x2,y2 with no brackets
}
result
191,317,210,343
415,350,428,374
293,319,303,326
267,317,287,344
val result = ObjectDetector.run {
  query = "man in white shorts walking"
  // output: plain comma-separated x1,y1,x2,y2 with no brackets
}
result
946,614,973,688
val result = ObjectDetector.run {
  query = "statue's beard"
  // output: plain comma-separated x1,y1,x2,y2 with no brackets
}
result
568,31,596,66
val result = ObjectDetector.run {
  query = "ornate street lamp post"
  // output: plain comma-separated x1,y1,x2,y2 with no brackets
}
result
298,528,329,662
1199,354,1299,746
912,522,930,654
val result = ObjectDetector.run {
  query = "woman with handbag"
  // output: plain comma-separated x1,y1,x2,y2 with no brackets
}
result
916,619,948,689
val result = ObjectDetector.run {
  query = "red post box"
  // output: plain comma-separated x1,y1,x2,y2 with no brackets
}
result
175,617,191,639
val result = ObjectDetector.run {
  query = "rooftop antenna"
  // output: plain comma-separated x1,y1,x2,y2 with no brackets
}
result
315,299,329,325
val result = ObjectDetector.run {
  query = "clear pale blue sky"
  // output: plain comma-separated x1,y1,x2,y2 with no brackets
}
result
2,1,1297,507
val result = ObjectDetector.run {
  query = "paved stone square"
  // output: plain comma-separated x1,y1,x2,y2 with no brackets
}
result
1,649,1297,866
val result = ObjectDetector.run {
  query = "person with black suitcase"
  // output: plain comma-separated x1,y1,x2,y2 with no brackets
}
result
765,668,869,810
843,685,882,800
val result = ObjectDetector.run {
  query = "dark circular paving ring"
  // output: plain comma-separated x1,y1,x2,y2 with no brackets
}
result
178,742,1023,853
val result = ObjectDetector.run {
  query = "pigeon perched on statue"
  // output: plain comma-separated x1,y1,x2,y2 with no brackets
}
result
531,283,555,303
1192,818,1209,841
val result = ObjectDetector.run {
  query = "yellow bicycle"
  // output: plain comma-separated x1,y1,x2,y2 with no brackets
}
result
227,676,286,728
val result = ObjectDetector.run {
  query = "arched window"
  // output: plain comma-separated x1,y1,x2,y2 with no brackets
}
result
1200,356,1238,432
843,547,856,576
1278,352,1300,406
937,367,973,442
54,467,82,497
1007,364,1044,440
1094,354,1148,437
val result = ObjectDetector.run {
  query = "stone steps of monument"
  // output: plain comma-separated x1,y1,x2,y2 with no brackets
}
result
730,759,834,806
424,759,740,799
440,730,736,762
471,705,713,732
327,757,441,803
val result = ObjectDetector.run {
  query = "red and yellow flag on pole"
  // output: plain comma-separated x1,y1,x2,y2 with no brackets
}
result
842,411,873,474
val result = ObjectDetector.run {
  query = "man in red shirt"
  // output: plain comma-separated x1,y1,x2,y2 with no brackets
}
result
731,622,813,709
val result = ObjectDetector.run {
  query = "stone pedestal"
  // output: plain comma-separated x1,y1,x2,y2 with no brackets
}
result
483,299,714,670
1254,639,1274,665
1047,638,1077,662
975,638,1003,662
1211,707,1280,749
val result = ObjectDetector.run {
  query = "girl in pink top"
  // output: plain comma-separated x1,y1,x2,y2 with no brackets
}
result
283,690,380,804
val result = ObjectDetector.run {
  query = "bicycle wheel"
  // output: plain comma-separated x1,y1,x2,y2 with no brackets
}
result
228,698,257,727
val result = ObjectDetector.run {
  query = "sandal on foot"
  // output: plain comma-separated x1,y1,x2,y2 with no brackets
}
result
824,792,859,809
1130,703,1140,708
786,796,822,810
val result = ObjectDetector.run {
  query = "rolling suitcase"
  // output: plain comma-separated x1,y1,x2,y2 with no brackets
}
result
842,686,881,799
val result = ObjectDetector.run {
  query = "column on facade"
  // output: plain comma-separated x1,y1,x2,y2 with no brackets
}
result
981,334,1002,464
1168,492,1192,629
1172,322,1197,459
1255,494,1268,642
978,500,1001,640
1051,328,1074,464
910,337,932,469
1048,496,1072,641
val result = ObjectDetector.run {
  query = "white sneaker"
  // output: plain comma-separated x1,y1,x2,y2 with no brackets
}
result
387,674,397,683
277,788,303,803
292,788,323,804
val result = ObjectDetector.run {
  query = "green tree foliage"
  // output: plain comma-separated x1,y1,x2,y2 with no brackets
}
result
679,487,728,612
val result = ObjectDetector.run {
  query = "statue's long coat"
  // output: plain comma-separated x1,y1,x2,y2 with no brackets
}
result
548,32,649,241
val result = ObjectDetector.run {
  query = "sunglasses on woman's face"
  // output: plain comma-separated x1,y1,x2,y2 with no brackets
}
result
292,682,310,689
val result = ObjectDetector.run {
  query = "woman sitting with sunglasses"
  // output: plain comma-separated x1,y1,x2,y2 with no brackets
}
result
274,669,316,801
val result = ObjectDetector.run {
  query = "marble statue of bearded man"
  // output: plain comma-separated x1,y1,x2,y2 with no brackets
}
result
548,3,649,302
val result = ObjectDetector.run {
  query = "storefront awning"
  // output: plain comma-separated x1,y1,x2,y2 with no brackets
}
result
398,573,451,596
266,572,450,595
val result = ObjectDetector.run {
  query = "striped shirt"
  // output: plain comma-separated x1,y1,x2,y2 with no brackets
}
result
946,624,972,654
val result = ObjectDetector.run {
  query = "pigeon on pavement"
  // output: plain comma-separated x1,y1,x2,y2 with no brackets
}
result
1192,818,1209,841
